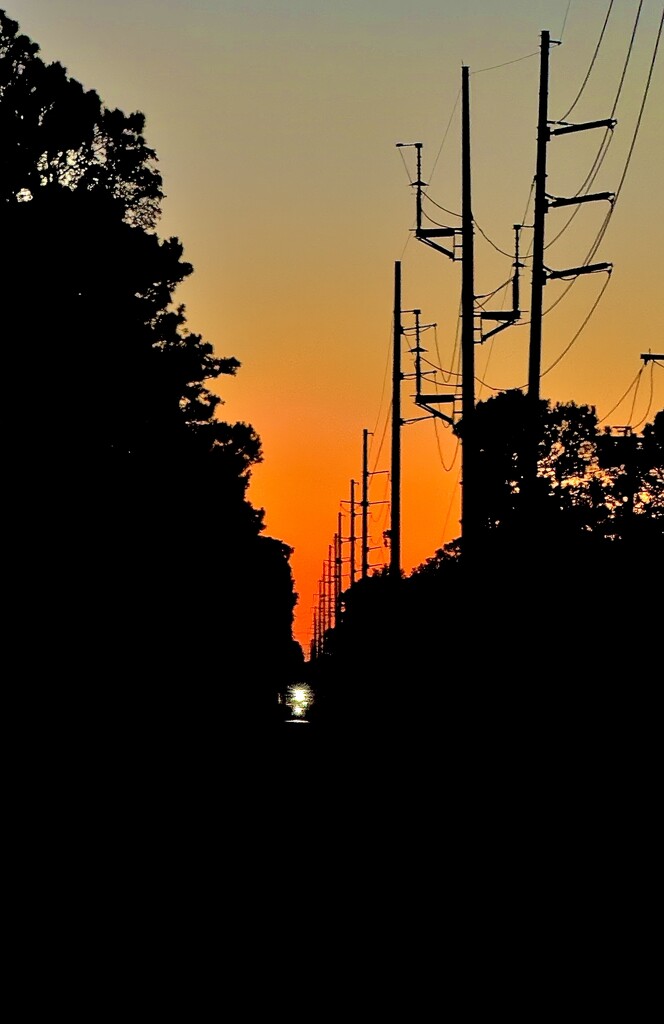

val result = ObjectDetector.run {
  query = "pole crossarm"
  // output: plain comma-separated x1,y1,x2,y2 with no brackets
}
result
546,261,612,280
546,191,615,208
414,394,456,425
416,393,455,403
415,227,458,260
549,118,617,136
480,315,520,344
403,414,438,424
481,311,519,322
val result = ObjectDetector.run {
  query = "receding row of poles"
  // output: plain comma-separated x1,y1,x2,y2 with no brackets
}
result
312,30,618,659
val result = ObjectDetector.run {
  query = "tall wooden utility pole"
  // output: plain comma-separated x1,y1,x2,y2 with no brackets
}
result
335,511,343,619
524,29,551,521
361,428,370,579
527,29,615,501
317,578,324,655
390,260,402,578
528,30,550,406
349,479,357,584
327,544,333,631
460,65,476,556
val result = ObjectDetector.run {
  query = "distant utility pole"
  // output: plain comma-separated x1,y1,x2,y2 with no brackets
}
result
401,65,475,559
359,428,389,579
350,479,357,584
390,260,402,578
340,480,358,587
335,511,343,619
316,579,324,656
362,429,370,579
312,606,319,660
327,544,333,632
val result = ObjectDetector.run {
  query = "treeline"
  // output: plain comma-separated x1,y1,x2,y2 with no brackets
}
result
3,11,660,742
309,391,663,735
1,10,303,724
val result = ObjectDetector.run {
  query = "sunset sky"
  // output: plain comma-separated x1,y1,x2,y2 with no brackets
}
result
11,0,663,653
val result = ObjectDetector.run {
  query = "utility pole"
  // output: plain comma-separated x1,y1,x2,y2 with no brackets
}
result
312,606,319,661
319,575,326,653
528,30,550,406
340,479,358,585
460,64,476,558
527,29,615,503
391,260,402,578
350,479,357,584
524,29,552,524
359,429,389,579
318,568,327,651
400,69,473,556
361,428,370,579
326,544,333,632
335,511,343,619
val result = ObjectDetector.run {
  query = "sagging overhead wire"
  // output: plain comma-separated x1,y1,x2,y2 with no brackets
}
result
420,209,457,230
546,1,644,249
474,178,535,264
474,277,513,308
542,274,612,377
586,4,662,263
471,51,540,75
558,1,614,121
473,219,522,260
369,316,397,472
421,191,460,220
432,414,460,474
542,6,659,325
631,360,660,430
596,358,660,432
625,363,645,427
598,366,644,425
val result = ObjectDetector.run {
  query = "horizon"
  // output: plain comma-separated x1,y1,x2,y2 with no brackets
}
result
9,0,663,653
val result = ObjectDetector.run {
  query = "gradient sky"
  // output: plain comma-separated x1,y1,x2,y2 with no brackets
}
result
11,0,663,653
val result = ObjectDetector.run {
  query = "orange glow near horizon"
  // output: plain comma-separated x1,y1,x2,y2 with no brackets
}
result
13,0,663,655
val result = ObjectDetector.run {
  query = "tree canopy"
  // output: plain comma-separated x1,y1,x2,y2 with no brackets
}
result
1,10,304,709
309,391,662,733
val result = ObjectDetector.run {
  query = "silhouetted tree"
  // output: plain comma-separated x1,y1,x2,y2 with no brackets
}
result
596,409,664,541
313,391,662,734
1,10,303,713
455,389,662,551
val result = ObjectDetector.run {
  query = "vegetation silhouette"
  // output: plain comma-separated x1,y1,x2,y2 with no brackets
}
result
309,393,662,750
3,11,660,755
1,10,303,728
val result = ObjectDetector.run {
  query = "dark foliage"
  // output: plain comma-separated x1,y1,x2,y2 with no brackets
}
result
309,394,663,740
2,9,303,717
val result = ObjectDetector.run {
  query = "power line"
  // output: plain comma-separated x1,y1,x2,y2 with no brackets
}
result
558,1,615,121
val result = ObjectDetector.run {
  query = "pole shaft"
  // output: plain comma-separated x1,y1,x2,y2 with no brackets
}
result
350,479,356,583
362,429,369,579
391,261,402,577
461,65,476,553
529,30,549,401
